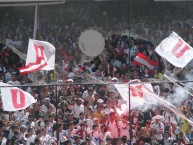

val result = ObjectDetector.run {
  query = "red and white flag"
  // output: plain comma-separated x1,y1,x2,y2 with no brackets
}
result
132,52,158,70
114,80,157,109
19,39,55,74
155,31,193,68
0,82,37,111
114,80,193,126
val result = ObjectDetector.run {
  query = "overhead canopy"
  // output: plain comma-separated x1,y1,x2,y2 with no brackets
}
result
0,0,66,6
0,0,60,2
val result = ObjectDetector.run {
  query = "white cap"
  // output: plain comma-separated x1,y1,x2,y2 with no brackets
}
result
111,77,118,81
66,79,73,83
97,99,104,103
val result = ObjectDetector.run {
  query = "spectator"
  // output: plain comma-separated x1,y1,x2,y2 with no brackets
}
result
0,1,193,145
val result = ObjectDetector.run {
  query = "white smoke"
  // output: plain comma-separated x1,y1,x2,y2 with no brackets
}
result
165,73,193,107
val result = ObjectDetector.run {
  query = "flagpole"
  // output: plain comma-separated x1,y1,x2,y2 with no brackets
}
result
128,0,132,144
33,3,38,39
55,85,59,145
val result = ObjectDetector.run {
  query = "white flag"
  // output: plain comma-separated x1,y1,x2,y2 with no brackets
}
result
114,80,193,126
155,31,193,68
19,39,55,74
0,82,37,111
114,80,158,109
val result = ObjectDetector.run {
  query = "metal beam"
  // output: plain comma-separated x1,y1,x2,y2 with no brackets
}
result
154,0,193,1
0,0,61,2
0,0,65,6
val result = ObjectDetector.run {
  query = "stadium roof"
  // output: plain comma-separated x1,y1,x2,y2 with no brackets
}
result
0,0,65,6
0,0,120,6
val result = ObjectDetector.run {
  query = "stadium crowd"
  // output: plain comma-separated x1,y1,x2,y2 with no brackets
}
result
0,1,193,145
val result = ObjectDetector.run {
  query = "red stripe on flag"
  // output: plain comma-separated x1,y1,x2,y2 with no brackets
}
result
132,52,158,69
19,44,47,74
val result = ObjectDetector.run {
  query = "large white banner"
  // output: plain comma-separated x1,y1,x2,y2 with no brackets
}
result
114,80,193,126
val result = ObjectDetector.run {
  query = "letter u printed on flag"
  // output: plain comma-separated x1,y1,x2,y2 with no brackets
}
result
0,82,37,111
155,31,193,68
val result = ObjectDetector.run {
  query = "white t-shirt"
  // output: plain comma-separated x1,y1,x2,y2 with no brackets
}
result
40,134,52,145
26,121,36,129
119,122,130,140
26,135,36,145
5,72,11,82
54,130,66,139
91,131,101,145
7,80,20,85
73,103,84,118
82,90,96,99
163,137,174,145
41,104,48,112
86,118,94,130
47,123,55,137
19,132,26,141
151,121,164,140
103,108,114,115
65,129,77,141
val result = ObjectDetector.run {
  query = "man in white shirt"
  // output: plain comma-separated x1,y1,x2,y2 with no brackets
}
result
26,128,36,145
103,101,114,115
7,72,20,85
163,131,174,145
48,114,56,137
67,68,81,79
53,124,66,140
65,121,77,142
151,116,164,145
82,85,96,99
73,98,84,119
26,114,36,129
19,125,27,143
41,98,56,113
40,127,52,145
119,117,130,140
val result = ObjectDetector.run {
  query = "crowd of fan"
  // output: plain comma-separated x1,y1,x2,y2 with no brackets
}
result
0,1,193,145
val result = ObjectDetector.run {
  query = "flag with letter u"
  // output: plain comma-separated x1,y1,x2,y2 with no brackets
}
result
155,31,193,68
19,39,55,74
0,82,37,111
132,52,158,70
